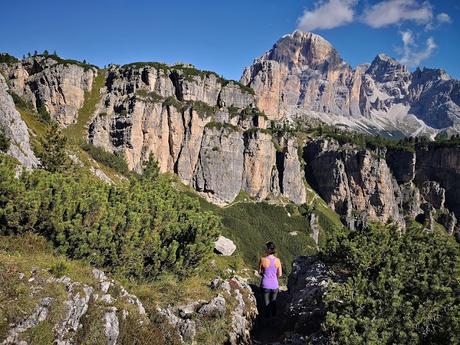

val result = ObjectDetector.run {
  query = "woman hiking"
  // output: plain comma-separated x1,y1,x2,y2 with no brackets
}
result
259,241,282,317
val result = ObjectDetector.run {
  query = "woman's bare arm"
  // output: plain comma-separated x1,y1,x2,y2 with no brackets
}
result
258,258,263,275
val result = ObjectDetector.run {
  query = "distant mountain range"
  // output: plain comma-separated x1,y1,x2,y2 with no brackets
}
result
242,31,460,138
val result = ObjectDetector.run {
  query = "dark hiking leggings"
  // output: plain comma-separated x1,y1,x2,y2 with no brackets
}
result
262,288,278,317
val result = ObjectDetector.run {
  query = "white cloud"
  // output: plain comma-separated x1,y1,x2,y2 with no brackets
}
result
297,0,356,32
362,0,433,28
437,12,452,24
398,30,436,67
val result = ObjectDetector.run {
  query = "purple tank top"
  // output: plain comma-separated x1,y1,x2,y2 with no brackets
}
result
261,257,279,289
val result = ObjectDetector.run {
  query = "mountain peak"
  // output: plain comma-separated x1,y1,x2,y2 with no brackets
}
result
373,53,401,66
265,31,344,71
367,53,408,82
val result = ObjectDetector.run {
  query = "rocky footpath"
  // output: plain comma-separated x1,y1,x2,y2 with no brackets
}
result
251,255,336,345
1,56,97,126
0,73,38,168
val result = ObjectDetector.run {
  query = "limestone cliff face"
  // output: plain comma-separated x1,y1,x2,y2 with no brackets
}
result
242,31,460,137
416,145,460,221
0,74,38,168
303,138,458,233
242,131,277,200
304,139,401,226
193,126,245,204
2,56,97,126
241,31,358,121
88,63,306,205
1,52,459,235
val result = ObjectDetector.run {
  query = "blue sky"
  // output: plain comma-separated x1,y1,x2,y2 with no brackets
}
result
1,0,459,80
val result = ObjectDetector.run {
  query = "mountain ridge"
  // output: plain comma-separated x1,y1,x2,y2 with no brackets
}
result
1,36,459,236
241,30,460,138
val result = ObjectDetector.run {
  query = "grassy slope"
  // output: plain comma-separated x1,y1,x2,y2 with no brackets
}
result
200,198,316,273
179,180,344,279
0,233,252,345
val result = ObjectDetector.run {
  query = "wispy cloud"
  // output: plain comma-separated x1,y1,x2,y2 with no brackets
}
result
295,0,445,68
398,30,437,66
436,12,452,24
362,0,433,28
297,0,355,32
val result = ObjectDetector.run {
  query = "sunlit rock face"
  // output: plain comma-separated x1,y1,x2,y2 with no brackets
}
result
242,31,460,137
3,56,97,127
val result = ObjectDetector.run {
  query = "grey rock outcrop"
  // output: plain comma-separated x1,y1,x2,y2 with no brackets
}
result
197,295,226,317
158,276,257,345
104,308,119,345
55,282,94,344
286,256,335,339
2,298,52,345
1,266,148,345
0,74,38,168
2,56,97,127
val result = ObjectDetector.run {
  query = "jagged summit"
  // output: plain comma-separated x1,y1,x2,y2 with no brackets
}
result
263,30,344,71
367,53,409,83
375,53,399,64
413,67,452,82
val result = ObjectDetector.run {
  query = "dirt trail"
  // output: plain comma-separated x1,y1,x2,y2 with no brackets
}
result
250,285,291,344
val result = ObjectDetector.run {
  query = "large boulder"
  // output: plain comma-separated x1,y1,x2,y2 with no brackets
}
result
214,235,237,256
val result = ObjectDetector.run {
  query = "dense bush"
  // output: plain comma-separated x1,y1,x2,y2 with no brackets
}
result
0,53,19,64
45,53,97,71
0,153,221,280
323,223,460,345
80,142,129,175
308,125,415,152
0,128,10,152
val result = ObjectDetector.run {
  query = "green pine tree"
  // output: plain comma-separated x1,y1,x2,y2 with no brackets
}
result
37,123,71,172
